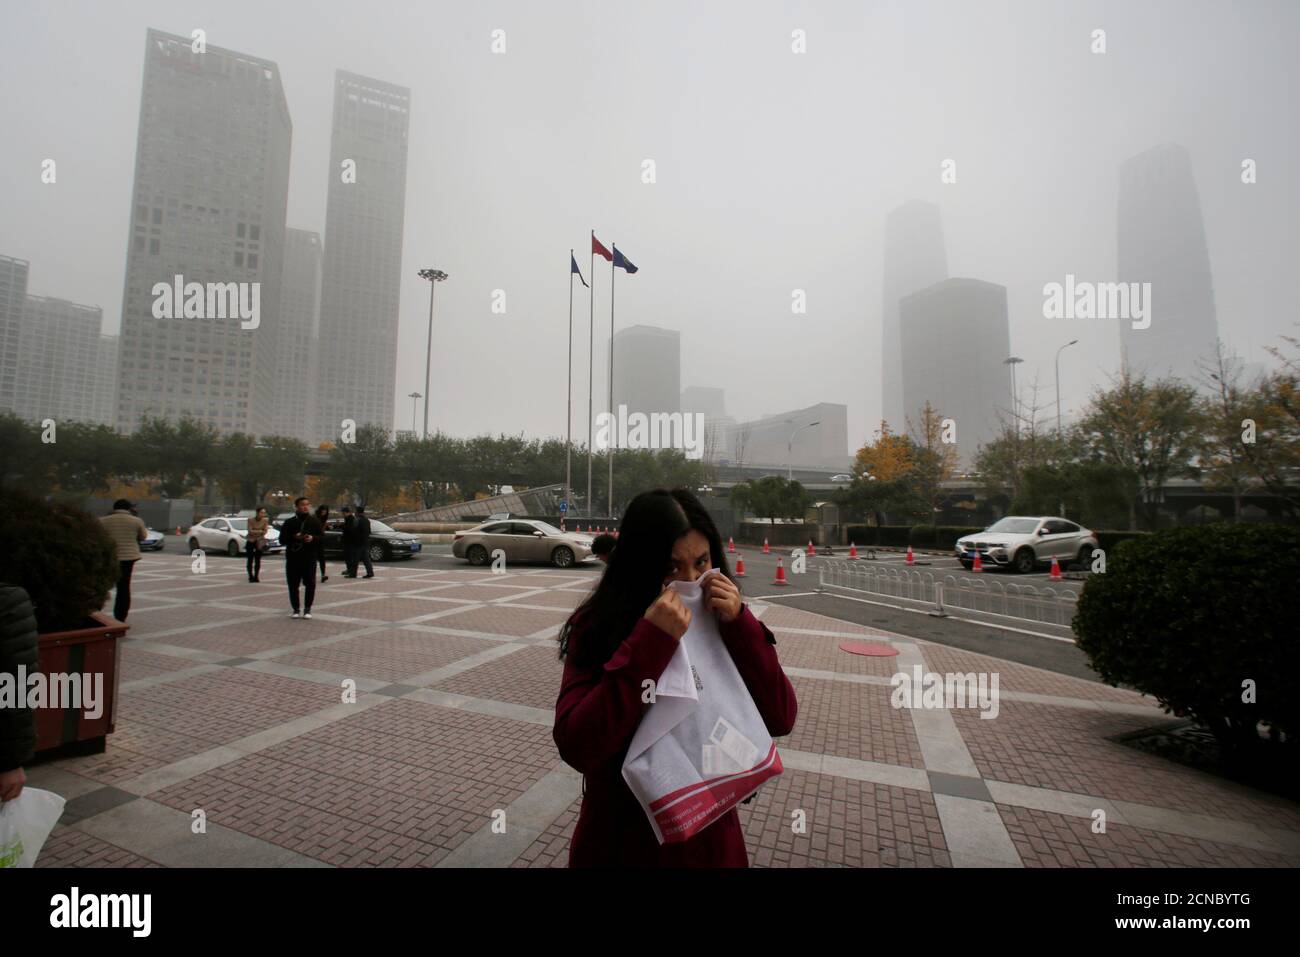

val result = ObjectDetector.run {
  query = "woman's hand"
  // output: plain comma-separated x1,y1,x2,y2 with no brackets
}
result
644,586,691,640
704,574,743,623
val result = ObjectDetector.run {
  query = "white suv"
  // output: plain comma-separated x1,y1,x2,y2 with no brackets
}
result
955,517,1098,574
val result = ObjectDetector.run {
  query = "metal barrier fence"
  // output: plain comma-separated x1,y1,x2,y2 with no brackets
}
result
816,560,1080,629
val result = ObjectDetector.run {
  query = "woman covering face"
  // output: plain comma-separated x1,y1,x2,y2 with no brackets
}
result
552,487,798,867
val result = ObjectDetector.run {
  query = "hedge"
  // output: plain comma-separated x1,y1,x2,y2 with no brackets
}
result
1073,523,1298,752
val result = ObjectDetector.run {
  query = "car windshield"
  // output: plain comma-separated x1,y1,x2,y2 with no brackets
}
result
368,520,394,533
985,518,1040,534
228,519,247,531
532,521,564,536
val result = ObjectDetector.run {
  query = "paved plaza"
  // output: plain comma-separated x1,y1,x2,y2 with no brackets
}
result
27,551,1300,868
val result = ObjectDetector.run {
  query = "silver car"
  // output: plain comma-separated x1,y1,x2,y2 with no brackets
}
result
955,516,1098,574
453,519,594,568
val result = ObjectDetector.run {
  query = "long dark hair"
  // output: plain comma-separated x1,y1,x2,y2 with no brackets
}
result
558,487,733,666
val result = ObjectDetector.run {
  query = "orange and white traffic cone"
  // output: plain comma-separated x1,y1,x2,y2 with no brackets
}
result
906,545,915,565
772,558,788,586
735,556,746,577
1050,556,1062,581
762,538,770,554
808,539,816,556
848,542,858,560
728,536,735,553
972,552,983,573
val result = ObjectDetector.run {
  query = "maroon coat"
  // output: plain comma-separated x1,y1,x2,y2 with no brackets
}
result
553,602,798,867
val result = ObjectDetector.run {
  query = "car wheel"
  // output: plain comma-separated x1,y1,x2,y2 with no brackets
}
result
552,546,575,568
369,542,386,563
1013,548,1036,574
188,537,201,552
466,544,488,566
1075,544,1094,571
227,540,240,558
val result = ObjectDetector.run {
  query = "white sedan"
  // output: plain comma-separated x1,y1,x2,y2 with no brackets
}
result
955,517,1098,574
187,516,283,557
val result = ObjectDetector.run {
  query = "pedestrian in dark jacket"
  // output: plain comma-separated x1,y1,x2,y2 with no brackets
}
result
354,505,374,578
314,504,331,582
0,585,39,802
341,506,359,577
280,497,323,619
552,488,796,867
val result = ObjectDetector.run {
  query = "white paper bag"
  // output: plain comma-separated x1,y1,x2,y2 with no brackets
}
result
622,570,783,843
0,787,67,868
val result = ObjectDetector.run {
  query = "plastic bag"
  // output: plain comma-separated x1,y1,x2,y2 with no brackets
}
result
0,787,67,867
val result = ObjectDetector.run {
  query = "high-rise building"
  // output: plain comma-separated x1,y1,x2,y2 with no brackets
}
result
613,324,680,417
93,336,120,426
882,201,948,432
272,229,322,442
899,278,1011,465
729,402,849,471
1117,143,1219,385
0,255,30,414
115,29,292,437
681,386,732,460
316,71,411,440
14,296,106,426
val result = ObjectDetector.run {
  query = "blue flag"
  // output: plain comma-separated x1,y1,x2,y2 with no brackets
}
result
613,246,638,274
571,253,588,288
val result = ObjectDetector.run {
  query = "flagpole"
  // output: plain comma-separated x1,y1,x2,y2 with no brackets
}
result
586,231,595,520
565,249,574,530
608,244,616,517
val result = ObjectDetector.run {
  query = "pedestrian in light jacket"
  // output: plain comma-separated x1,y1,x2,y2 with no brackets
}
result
98,499,148,622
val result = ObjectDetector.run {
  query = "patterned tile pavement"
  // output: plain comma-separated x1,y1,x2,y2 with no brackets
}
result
25,551,1300,868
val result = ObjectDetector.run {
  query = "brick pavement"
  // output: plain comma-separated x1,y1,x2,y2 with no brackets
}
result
25,551,1300,868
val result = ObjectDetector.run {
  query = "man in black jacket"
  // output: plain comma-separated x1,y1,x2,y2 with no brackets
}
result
0,585,39,802
341,505,359,577
279,497,323,619
354,505,375,579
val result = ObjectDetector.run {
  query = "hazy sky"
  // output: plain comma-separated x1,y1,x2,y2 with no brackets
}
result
2,0,1297,449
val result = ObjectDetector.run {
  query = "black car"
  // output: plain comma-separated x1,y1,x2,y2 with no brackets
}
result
320,518,423,562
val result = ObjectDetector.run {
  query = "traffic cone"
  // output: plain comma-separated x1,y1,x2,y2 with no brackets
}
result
848,542,858,560
1050,556,1062,581
807,540,816,556
772,558,788,586
906,545,915,565
762,538,770,554
735,556,746,577
728,536,735,553
972,552,983,573
175,526,181,535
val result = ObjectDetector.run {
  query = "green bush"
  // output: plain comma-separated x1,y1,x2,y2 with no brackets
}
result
1073,524,1298,753
1094,529,1148,556
934,525,985,550
0,489,119,632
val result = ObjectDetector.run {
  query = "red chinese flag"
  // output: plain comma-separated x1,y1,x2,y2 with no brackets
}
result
592,234,613,262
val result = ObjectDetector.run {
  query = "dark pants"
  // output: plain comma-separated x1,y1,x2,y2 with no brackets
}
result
317,545,327,579
246,541,263,579
346,542,373,577
286,557,317,612
114,559,138,622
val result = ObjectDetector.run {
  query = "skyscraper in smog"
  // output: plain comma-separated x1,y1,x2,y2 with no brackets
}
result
899,278,1010,466
315,71,411,440
881,200,948,433
115,29,291,436
272,229,323,443
1117,143,1219,385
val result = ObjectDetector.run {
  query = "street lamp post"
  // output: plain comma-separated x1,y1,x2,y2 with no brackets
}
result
1054,340,1078,434
407,392,422,434
417,268,448,440
786,419,821,481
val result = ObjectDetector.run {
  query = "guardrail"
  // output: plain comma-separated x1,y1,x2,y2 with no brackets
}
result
816,560,1080,629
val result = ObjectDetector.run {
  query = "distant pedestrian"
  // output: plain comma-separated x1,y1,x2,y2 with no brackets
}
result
341,505,360,577
98,498,147,622
355,505,374,578
246,506,270,582
280,497,322,619
314,505,331,582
